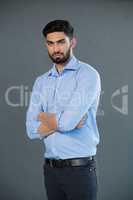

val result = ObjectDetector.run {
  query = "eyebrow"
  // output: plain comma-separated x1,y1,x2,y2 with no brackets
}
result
46,39,66,43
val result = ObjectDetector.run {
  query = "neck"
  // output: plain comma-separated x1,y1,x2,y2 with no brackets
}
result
56,62,67,73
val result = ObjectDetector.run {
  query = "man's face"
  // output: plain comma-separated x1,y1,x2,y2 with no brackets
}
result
45,32,72,64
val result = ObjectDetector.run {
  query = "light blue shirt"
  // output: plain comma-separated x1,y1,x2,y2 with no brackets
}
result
26,55,101,159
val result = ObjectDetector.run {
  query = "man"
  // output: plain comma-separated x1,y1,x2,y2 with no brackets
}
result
26,20,101,200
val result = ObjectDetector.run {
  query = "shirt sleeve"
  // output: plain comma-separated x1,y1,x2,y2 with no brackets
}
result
56,69,101,132
26,76,46,140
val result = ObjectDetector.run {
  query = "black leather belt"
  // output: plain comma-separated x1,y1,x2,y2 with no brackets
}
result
45,156,95,168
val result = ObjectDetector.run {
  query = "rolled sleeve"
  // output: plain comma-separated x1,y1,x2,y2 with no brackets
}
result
26,76,46,140
26,120,43,140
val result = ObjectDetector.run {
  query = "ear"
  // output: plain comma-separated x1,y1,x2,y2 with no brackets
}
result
70,37,77,49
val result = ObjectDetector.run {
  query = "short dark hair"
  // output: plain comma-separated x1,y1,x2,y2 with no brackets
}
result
42,20,74,39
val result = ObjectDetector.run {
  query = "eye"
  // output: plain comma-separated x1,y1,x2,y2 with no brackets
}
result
47,41,53,46
58,40,66,45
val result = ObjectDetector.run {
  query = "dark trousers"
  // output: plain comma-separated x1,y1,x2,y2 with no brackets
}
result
43,159,98,200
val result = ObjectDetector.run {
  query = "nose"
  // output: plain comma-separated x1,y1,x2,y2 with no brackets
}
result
53,43,60,53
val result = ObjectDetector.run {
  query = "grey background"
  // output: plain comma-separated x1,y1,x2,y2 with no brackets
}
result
0,0,131,200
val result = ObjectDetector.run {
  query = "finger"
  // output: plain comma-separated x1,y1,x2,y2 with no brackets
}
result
77,122,84,128
83,114,87,120
77,124,83,128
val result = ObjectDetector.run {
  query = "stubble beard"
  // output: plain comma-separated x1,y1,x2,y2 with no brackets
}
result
48,48,71,64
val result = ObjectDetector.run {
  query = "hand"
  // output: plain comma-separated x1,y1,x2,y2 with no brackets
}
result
38,122,55,136
38,112,48,122
38,112,57,130
76,113,88,129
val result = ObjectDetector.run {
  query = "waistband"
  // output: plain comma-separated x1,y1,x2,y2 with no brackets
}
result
45,156,95,168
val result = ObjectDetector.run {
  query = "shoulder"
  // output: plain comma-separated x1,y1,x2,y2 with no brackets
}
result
32,71,50,89
77,59,100,81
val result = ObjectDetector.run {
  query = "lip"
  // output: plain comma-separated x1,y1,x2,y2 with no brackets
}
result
54,53,62,56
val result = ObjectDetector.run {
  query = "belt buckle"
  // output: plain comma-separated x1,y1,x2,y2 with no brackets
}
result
49,160,63,168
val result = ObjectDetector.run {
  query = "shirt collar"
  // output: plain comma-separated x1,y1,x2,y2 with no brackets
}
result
48,55,79,77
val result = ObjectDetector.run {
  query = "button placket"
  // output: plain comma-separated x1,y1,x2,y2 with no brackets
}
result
54,75,61,112
51,75,62,158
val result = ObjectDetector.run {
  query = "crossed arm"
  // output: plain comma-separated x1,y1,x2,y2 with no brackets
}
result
37,112,88,137
26,70,100,139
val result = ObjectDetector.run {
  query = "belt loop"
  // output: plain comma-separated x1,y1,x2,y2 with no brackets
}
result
49,160,53,167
